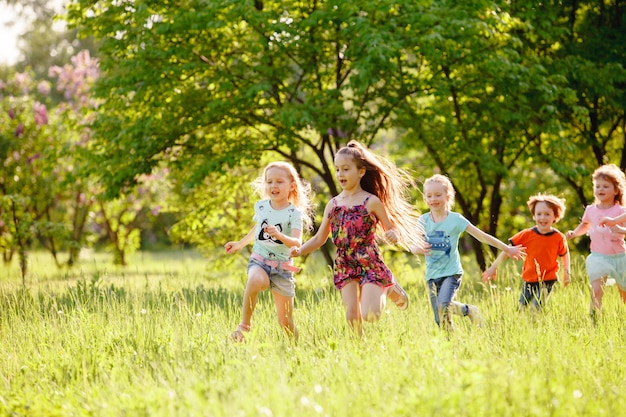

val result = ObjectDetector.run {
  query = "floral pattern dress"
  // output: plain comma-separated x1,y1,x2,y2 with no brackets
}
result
329,195,395,290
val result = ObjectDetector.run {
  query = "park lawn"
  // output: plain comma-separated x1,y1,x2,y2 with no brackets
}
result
0,249,625,417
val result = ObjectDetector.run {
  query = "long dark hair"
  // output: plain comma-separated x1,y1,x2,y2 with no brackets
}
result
336,141,424,250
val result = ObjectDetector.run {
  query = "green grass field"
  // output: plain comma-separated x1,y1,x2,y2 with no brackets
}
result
1,249,625,416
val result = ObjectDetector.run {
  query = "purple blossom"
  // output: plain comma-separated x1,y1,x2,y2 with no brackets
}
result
15,123,23,137
34,102,48,125
8,108,15,119
14,72,31,94
37,80,51,96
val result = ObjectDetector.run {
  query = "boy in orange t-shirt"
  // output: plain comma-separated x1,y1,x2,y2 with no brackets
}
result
483,194,570,310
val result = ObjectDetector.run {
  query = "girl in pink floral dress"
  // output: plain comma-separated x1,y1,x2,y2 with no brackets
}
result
292,141,423,335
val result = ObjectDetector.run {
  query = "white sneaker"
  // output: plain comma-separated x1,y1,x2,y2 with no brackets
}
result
467,305,483,327
388,282,409,311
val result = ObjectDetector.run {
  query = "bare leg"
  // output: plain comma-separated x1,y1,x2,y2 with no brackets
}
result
341,281,362,336
272,290,298,342
361,283,385,322
590,277,606,313
232,265,270,341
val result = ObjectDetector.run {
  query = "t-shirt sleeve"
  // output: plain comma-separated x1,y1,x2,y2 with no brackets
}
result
291,208,303,232
508,229,526,246
456,213,471,233
558,233,568,256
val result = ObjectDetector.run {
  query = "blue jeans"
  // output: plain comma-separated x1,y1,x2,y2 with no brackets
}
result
519,280,556,309
428,275,464,325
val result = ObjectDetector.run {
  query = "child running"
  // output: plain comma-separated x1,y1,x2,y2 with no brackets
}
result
566,164,626,319
291,141,423,336
412,174,525,331
482,194,570,310
224,161,315,342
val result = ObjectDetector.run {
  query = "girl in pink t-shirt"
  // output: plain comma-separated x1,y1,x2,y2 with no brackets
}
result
566,164,626,320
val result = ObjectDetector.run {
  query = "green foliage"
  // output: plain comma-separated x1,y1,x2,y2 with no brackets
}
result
169,165,258,257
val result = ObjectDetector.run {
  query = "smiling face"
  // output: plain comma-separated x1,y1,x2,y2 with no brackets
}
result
423,181,450,213
264,166,294,206
532,201,557,233
334,153,365,192
593,177,619,206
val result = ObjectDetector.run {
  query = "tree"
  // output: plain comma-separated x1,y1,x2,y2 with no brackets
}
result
64,0,626,267
0,70,60,281
508,0,626,208
64,0,441,196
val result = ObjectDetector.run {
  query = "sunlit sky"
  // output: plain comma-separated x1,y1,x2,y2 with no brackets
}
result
0,3,24,65
0,1,67,66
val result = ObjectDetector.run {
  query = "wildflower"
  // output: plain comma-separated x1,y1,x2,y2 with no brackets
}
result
34,102,48,125
573,390,583,399
37,80,51,96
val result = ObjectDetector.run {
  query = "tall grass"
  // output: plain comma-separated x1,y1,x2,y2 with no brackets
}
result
1,249,625,416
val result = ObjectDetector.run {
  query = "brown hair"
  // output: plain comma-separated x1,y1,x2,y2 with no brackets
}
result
335,140,423,250
527,194,566,222
592,164,626,206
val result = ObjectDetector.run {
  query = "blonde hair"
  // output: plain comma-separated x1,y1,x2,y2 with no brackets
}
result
527,194,566,222
335,140,424,250
423,174,455,211
592,164,626,206
253,161,316,232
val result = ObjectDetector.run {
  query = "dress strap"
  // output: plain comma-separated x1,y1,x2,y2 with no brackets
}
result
363,195,371,205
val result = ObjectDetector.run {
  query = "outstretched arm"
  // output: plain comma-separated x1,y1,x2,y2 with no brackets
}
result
291,200,333,257
600,212,626,227
566,220,590,240
482,251,509,282
224,227,256,254
465,224,526,260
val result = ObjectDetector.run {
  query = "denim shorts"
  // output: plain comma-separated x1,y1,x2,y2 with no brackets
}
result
247,258,296,297
586,252,626,289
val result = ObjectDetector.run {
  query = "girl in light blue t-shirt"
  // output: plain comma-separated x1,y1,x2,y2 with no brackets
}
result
412,174,525,331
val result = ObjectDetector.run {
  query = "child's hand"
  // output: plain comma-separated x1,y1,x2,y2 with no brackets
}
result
264,225,282,240
224,241,240,254
384,229,399,244
505,244,526,260
562,270,571,288
600,216,617,227
482,267,497,282
609,225,626,235
565,230,576,240
290,246,302,258
411,242,432,256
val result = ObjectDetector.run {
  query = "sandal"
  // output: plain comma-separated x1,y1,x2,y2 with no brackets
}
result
388,282,409,311
230,323,250,342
